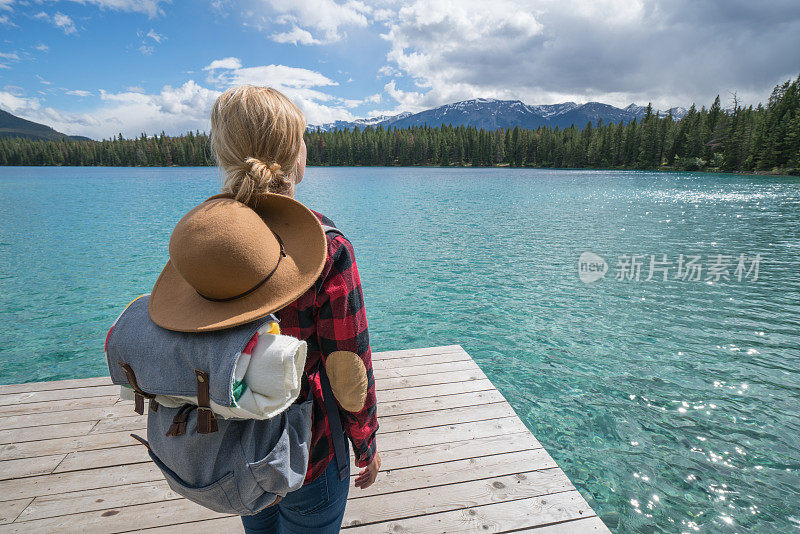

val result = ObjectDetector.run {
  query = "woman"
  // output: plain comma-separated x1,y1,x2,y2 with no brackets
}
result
210,85,381,533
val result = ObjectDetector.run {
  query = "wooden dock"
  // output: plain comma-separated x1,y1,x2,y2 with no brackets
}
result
0,345,609,533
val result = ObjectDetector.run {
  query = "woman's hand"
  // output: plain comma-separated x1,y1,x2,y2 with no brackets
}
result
354,452,381,489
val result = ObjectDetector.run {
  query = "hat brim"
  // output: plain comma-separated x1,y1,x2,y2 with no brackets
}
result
148,192,327,332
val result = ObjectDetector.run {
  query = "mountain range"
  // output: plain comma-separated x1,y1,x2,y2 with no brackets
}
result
0,98,688,141
310,98,688,132
0,109,92,141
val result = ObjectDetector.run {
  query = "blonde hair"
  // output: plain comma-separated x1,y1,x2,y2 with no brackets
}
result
210,85,306,204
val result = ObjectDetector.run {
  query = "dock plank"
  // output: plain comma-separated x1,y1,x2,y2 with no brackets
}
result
371,345,463,360
0,403,131,431
0,395,120,417
0,454,65,481
341,468,574,527
344,490,596,533
0,377,112,396
371,350,471,370
0,385,120,406
0,344,608,533
0,500,31,526
0,421,98,445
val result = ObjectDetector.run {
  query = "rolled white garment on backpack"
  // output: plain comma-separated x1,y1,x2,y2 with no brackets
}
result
234,332,307,418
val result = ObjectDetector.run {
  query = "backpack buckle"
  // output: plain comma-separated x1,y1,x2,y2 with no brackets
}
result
194,369,218,434
166,404,196,437
196,407,219,434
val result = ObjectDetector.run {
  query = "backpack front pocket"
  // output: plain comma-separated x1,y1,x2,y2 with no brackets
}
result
246,400,313,497
148,448,250,516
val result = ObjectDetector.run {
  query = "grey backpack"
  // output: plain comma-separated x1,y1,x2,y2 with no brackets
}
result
104,224,349,516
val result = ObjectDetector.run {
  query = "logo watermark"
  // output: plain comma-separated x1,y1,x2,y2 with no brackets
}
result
578,251,608,283
578,252,762,284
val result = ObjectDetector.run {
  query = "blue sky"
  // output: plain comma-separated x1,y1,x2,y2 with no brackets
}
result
1,0,799,139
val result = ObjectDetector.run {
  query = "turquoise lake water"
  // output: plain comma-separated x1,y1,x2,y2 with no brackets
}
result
1,166,799,532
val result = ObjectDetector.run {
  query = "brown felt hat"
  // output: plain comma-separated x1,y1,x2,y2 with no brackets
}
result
148,192,327,332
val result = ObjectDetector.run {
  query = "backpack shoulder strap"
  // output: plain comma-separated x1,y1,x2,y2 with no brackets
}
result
316,358,349,481
321,223,343,238
314,223,345,295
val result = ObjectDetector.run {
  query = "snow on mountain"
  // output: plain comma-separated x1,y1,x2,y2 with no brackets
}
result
308,99,688,132
666,107,688,119
309,111,411,132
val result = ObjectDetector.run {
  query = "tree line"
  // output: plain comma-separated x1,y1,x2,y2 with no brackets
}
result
1,74,798,175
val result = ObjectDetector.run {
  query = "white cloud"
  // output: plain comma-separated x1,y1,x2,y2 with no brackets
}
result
0,0,13,11
259,0,371,45
0,91,39,112
3,52,363,136
15,0,166,29
0,81,212,139
54,12,77,34
209,63,338,89
69,0,165,18
377,64,400,77
203,57,359,125
4,81,219,138
36,11,78,34
377,0,546,110
136,28,164,55
35,43,49,52
0,70,357,138
146,28,164,42
270,25,320,45
376,0,800,111
0,52,19,60
203,57,242,71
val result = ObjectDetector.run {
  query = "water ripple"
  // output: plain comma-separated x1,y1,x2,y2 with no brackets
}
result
1,166,798,533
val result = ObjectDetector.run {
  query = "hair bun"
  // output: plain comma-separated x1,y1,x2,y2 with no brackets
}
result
245,157,267,176
244,157,283,181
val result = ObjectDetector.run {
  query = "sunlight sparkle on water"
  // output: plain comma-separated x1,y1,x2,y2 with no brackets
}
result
2,167,798,533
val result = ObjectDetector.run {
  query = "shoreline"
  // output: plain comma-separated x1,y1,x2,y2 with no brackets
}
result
0,164,796,178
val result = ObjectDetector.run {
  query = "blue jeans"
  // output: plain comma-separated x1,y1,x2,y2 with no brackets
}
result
241,457,350,534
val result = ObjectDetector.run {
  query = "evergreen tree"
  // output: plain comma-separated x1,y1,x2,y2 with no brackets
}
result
2,74,799,176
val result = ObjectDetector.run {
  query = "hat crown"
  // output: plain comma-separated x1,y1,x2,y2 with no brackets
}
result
168,199,281,301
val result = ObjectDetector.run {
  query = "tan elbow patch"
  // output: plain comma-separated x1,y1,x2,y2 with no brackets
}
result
325,351,368,412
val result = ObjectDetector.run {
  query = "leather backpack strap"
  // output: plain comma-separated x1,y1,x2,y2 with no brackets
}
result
130,433,151,451
118,361,157,415
166,404,197,437
194,370,219,434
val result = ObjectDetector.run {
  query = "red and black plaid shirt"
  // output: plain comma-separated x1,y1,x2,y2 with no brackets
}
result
276,209,379,484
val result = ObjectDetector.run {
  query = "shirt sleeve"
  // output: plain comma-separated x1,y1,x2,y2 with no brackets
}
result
315,233,379,468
